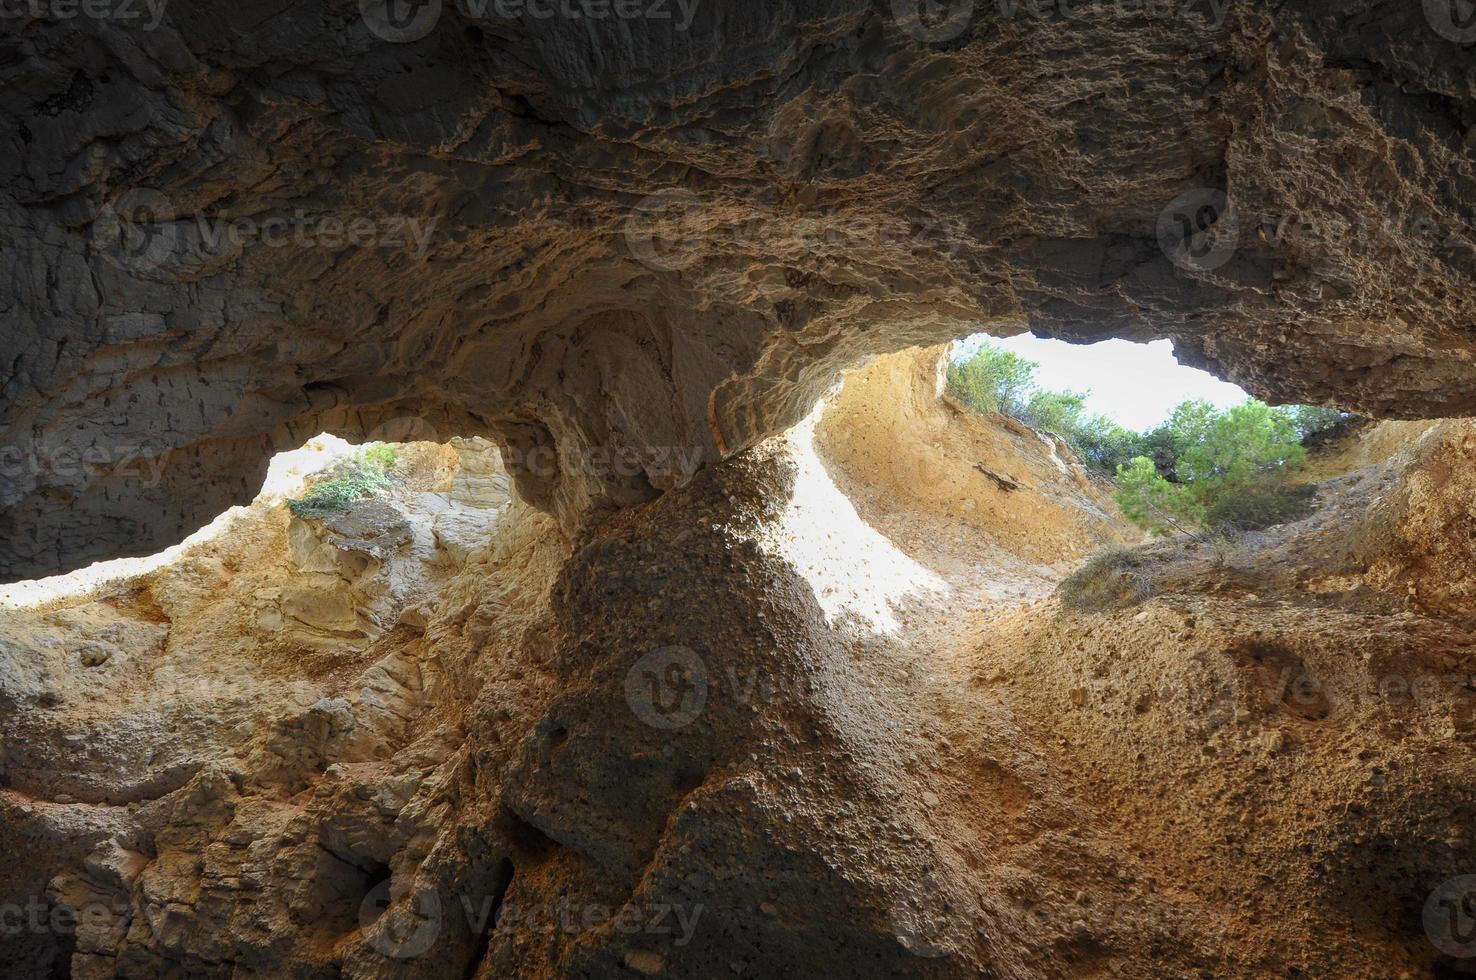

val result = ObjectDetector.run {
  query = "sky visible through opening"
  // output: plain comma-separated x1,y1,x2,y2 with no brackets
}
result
954,333,1249,432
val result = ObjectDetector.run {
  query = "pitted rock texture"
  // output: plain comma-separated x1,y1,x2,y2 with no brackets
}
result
0,356,1146,977
5,0,1476,578
7,352,1476,977
0,437,534,977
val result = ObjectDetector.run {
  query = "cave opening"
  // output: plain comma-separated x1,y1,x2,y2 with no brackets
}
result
10,0,1476,974
2,332,1470,980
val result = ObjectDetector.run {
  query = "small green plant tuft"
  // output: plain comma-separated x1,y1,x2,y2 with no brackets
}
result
1205,531,1244,568
360,443,398,470
287,445,399,519
1058,546,1157,613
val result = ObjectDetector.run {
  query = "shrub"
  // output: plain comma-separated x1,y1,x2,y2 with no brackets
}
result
361,443,398,470
1206,530,1244,567
1202,481,1316,533
287,446,398,519
1114,456,1203,537
1058,546,1156,612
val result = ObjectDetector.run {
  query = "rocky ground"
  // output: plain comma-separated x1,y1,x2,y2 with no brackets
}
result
3,348,1475,978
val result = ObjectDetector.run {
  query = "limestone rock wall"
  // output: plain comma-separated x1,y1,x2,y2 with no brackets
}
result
7,351,1476,976
5,0,1476,578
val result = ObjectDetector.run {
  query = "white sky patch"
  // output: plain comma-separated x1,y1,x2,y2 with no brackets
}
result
955,334,1249,431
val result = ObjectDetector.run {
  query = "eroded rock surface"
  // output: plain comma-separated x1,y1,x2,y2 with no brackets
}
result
6,0,1476,577
6,351,1476,977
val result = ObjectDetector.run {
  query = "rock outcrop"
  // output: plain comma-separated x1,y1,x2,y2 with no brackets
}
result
6,350,1476,977
6,0,1476,578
